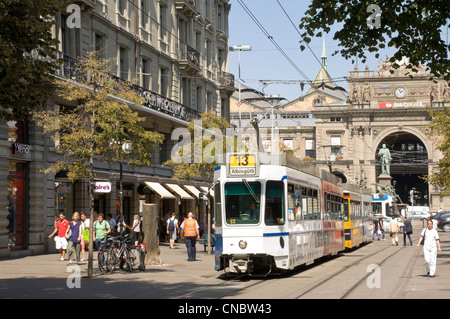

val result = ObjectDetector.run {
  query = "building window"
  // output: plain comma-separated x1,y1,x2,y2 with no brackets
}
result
305,139,315,158
94,33,104,58
330,136,341,155
160,67,168,97
119,47,127,80
159,3,166,41
7,161,28,250
141,0,147,28
217,4,223,30
196,86,203,111
142,58,149,89
118,0,125,15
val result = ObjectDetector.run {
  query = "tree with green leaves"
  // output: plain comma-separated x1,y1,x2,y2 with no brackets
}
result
34,51,164,277
0,0,66,120
164,111,245,253
299,1,449,80
425,107,450,196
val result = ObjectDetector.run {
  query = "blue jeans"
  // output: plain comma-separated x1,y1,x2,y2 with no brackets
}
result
184,236,197,261
95,237,107,251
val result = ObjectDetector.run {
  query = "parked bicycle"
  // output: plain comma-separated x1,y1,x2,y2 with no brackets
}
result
98,233,140,274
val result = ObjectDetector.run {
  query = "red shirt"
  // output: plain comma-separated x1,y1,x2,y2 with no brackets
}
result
56,219,70,237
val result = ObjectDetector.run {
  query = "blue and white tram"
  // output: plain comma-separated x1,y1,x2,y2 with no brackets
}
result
213,153,344,276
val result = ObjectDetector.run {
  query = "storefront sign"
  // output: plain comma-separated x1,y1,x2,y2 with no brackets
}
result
379,101,423,108
95,182,112,193
11,143,30,154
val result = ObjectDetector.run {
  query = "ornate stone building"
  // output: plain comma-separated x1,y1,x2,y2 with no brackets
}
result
230,52,449,211
0,0,234,257
313,57,449,209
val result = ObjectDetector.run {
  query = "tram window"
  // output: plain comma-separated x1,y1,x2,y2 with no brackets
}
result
265,181,285,225
214,183,222,228
224,181,261,225
295,185,302,220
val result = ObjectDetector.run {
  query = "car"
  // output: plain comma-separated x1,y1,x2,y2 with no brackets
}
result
406,210,431,221
435,212,450,232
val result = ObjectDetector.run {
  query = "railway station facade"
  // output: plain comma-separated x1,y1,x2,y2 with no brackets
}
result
230,57,450,211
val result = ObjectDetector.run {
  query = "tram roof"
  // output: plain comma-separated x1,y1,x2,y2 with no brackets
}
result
264,153,341,185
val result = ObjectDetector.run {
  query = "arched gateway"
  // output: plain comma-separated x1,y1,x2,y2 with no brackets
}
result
374,129,430,205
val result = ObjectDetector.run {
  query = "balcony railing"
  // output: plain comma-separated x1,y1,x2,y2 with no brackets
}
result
177,43,201,73
218,71,235,89
55,52,199,122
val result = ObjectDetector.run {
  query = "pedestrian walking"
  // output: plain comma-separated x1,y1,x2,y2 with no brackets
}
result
180,212,200,261
372,215,380,241
379,216,385,240
48,212,70,261
403,216,413,246
67,212,82,265
93,213,111,251
167,212,179,249
80,212,90,261
390,216,399,246
130,214,141,245
417,219,441,277
107,213,116,234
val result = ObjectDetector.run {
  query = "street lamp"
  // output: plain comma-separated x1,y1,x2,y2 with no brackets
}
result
229,44,252,128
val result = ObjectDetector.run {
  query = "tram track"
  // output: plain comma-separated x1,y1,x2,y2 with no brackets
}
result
290,243,403,298
210,241,410,299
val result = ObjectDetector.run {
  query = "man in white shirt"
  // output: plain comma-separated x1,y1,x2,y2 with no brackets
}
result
417,219,442,277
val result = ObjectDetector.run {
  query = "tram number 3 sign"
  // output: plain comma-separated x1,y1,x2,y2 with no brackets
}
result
229,154,256,176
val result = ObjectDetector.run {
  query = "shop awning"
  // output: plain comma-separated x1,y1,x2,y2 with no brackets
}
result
144,182,176,199
183,185,203,199
165,183,194,200
201,186,214,197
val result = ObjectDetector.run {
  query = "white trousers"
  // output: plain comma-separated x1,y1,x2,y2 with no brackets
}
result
423,248,437,276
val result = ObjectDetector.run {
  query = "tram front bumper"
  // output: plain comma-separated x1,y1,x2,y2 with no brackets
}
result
228,254,253,274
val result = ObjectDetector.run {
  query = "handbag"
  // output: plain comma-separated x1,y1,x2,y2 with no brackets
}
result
82,228,89,242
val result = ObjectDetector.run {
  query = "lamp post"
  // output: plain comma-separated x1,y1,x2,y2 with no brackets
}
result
229,44,251,128
119,142,131,229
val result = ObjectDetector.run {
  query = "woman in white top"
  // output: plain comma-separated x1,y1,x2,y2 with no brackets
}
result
417,219,441,277
131,214,141,245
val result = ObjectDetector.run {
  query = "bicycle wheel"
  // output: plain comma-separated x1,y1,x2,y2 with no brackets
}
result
98,249,115,274
126,247,140,272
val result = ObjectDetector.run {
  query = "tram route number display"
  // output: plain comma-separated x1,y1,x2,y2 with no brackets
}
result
229,154,256,176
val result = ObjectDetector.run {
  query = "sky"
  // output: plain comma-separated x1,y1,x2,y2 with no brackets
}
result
227,1,396,102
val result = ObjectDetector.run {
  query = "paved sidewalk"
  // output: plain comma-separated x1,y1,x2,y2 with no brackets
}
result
0,240,219,299
0,223,449,299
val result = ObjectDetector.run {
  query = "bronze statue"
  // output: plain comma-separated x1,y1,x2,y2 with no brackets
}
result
378,143,392,175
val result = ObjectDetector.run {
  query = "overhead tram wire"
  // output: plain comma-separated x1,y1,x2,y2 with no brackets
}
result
236,0,314,89
275,0,349,102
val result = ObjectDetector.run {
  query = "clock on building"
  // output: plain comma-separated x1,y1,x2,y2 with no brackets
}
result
395,87,407,99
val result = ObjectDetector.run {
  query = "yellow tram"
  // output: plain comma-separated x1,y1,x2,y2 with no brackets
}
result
343,184,373,249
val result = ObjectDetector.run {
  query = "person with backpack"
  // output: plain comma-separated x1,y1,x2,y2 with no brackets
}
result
167,212,179,249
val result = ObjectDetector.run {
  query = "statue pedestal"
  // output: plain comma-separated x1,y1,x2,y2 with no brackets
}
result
377,174,392,187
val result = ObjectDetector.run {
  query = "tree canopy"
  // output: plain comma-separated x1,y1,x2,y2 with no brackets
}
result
299,1,450,80
0,0,66,120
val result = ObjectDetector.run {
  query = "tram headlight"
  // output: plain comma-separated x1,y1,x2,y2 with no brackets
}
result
239,240,247,249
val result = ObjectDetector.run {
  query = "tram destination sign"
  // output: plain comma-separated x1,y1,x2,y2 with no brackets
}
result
227,154,259,177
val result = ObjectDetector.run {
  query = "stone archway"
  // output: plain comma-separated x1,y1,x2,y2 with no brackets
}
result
373,130,429,205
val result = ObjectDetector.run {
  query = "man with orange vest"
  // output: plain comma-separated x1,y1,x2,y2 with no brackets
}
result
180,212,200,261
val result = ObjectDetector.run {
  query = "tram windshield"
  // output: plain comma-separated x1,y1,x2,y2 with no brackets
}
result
224,181,261,224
